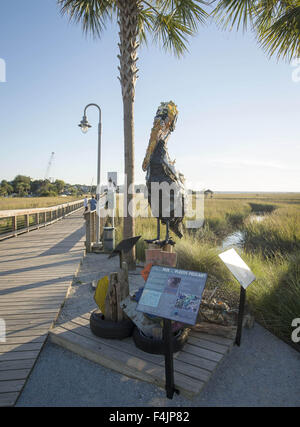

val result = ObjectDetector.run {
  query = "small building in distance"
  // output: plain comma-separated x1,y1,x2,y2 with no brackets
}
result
204,189,214,198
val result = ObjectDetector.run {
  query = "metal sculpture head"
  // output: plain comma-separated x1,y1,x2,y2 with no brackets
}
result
142,101,178,171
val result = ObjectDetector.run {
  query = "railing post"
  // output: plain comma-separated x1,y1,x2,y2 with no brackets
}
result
36,213,40,229
12,215,17,237
26,214,30,231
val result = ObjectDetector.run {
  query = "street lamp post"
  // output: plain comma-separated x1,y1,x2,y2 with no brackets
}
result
79,103,102,245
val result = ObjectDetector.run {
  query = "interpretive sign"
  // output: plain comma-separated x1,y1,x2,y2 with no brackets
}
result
136,266,207,325
219,248,256,346
218,248,256,289
107,172,118,188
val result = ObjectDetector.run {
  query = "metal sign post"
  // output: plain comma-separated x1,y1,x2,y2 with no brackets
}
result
219,248,256,347
163,318,179,399
235,286,246,346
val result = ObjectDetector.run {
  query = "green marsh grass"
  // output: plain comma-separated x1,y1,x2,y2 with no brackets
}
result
245,251,300,342
244,207,300,256
0,196,81,211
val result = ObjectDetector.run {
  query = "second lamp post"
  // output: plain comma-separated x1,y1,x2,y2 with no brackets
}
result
79,103,102,246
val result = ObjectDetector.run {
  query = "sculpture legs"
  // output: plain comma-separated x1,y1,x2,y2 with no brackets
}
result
159,220,175,247
145,219,175,247
145,218,161,244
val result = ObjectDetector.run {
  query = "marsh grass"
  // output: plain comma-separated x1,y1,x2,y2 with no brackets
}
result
0,196,80,211
0,196,83,235
244,207,300,256
245,251,300,341
248,202,276,214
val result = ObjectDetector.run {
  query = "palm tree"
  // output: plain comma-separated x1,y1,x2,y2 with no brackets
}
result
58,0,209,267
213,0,300,61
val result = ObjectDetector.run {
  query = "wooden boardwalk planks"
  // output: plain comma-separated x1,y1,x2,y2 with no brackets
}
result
0,211,85,407
50,312,235,399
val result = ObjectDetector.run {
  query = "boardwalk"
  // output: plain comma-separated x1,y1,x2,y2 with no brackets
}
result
0,210,85,407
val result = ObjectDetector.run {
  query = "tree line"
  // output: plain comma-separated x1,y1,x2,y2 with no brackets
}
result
0,175,91,197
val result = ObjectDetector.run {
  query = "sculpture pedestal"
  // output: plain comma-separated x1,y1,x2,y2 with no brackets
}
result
145,244,177,268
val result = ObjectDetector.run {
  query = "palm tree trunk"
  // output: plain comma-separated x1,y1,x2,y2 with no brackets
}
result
117,0,139,268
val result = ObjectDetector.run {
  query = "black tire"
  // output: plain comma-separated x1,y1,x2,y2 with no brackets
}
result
90,310,134,339
132,326,189,355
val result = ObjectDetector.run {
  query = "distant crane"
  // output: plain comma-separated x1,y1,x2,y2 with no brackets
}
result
90,177,94,195
45,152,55,181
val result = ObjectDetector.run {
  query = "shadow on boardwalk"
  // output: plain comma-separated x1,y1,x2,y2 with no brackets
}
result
40,226,85,257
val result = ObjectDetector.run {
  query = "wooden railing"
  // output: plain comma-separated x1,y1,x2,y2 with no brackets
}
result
0,199,84,240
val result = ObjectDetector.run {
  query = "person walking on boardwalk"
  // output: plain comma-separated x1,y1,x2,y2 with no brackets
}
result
84,196,88,212
89,195,97,211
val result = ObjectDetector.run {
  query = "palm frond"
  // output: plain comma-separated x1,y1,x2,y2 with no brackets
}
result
58,0,211,56
137,7,154,46
142,0,209,56
212,0,300,61
259,4,300,60
57,0,115,37
213,0,258,31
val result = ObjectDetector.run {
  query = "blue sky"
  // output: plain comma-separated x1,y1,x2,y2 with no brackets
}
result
0,0,299,191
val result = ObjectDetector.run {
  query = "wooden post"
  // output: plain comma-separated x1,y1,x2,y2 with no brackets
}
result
117,262,130,321
92,211,96,243
102,264,130,322
115,280,123,322
84,211,97,253
26,214,30,231
84,211,92,253
105,272,118,322
119,262,129,300
12,215,17,236
91,212,95,247
36,213,40,229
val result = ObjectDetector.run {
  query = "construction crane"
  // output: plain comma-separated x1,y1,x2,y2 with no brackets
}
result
45,152,55,181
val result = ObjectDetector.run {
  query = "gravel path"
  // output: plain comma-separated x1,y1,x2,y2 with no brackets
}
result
16,253,300,407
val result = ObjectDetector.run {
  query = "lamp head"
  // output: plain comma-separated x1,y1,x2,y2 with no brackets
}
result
78,115,92,134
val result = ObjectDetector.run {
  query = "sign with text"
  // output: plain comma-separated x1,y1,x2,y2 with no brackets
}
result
107,172,118,188
136,266,207,325
219,248,256,289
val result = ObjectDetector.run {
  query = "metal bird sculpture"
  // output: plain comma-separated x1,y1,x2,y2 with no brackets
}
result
142,101,185,246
